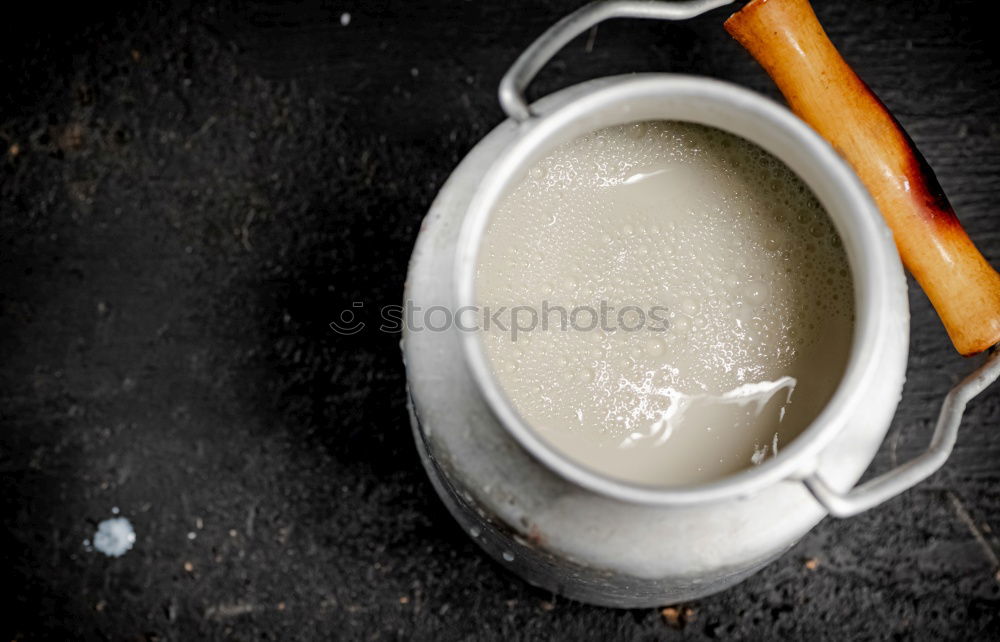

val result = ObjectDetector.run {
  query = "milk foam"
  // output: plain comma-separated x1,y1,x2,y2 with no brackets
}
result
476,121,854,486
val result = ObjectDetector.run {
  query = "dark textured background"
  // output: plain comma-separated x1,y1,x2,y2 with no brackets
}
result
2,0,999,639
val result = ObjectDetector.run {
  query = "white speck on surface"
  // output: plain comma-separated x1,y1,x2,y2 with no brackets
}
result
187,531,197,540
410,67,419,78
340,12,351,26
502,551,514,562
92,517,136,557
469,526,481,538
111,506,120,515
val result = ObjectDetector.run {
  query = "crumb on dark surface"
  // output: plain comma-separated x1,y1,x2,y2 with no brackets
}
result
1,0,1000,640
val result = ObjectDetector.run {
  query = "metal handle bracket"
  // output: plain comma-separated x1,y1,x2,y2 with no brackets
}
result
498,0,737,122
805,347,1000,517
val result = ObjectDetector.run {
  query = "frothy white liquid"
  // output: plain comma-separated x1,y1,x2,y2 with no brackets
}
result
476,121,854,487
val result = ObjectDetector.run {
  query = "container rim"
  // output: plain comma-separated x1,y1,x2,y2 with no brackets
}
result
454,74,899,506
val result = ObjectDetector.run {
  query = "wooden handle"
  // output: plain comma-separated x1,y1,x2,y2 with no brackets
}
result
725,0,1000,356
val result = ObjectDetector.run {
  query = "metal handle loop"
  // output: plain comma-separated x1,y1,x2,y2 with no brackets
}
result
498,0,737,122
805,347,1000,517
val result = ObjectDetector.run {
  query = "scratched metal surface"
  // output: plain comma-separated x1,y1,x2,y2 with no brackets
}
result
1,0,998,639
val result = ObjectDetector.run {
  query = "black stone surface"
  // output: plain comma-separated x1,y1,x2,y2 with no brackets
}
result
2,1,999,639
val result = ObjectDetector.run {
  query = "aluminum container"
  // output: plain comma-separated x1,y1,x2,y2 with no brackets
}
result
402,0,1000,607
